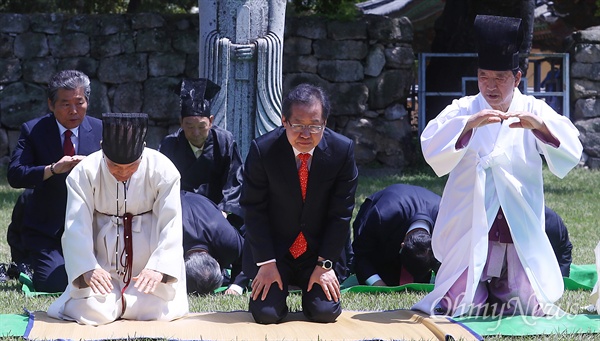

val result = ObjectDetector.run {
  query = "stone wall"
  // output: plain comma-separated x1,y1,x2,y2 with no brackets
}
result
0,12,416,168
570,26,600,169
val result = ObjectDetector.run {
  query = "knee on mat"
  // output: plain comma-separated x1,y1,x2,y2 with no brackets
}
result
303,302,341,323
250,304,287,324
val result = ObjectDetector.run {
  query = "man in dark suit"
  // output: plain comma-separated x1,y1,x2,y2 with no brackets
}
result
158,78,244,228
352,184,441,286
545,206,573,277
7,70,103,292
241,83,358,324
181,190,247,295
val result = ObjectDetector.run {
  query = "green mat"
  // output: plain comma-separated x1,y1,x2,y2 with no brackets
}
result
0,313,29,337
455,314,600,336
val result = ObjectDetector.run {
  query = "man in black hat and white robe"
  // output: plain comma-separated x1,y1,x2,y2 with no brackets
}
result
48,113,188,325
413,15,582,317
159,78,244,229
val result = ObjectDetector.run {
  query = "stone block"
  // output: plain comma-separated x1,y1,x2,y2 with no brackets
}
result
0,82,47,129
111,82,143,113
148,52,186,77
573,44,600,63
64,15,98,34
185,53,199,78
283,36,312,56
96,15,129,35
58,57,99,78
318,60,364,82
87,80,110,119
572,26,600,44
384,45,415,69
14,32,49,58
142,77,181,121
574,98,600,120
98,53,148,84
132,13,166,30
0,34,14,58
330,82,368,116
29,13,64,34
146,125,168,150
571,62,600,81
327,20,367,40
364,44,385,77
291,17,327,40
283,73,330,94
283,55,318,73
0,59,21,83
0,14,29,33
91,32,135,58
173,30,199,54
22,58,57,83
48,32,90,57
576,117,600,157
136,29,171,52
572,79,600,100
365,14,411,43
314,40,368,60
366,70,413,109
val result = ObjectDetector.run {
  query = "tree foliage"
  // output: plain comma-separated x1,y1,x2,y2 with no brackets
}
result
0,0,197,14
289,0,361,20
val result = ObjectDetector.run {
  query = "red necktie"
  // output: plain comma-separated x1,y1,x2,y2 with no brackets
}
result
289,153,310,259
399,264,414,285
63,130,75,156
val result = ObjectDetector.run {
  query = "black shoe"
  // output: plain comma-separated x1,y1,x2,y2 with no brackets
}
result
7,262,33,280
18,262,34,279
0,264,8,282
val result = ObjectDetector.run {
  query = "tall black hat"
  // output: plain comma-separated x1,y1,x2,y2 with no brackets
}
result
102,113,148,164
180,78,221,118
474,15,523,71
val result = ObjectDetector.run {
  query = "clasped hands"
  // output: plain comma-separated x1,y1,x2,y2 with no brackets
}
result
250,262,340,302
81,268,164,295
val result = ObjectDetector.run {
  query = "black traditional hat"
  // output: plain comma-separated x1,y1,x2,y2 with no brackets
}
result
180,78,221,118
102,113,148,164
474,15,523,71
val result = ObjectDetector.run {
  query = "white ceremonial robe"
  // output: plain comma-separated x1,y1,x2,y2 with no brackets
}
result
48,148,189,325
413,89,583,316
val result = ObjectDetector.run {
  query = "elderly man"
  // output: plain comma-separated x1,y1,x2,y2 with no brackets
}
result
159,78,244,227
413,15,582,317
352,184,441,286
48,113,188,325
241,83,358,324
7,70,103,292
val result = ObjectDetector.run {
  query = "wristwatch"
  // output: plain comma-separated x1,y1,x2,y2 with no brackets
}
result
317,259,333,270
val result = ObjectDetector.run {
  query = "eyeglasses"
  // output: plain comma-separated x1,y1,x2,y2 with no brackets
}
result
287,122,324,134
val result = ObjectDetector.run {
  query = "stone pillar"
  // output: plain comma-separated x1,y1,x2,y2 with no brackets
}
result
199,0,286,158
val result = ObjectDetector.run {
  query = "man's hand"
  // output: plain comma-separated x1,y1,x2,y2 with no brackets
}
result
251,262,282,301
133,268,164,294
82,268,114,294
307,267,340,302
55,155,86,173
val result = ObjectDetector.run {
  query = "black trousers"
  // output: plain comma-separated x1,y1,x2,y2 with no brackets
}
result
248,252,341,324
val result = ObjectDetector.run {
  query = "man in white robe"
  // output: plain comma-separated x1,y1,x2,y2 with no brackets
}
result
413,15,583,317
48,113,189,325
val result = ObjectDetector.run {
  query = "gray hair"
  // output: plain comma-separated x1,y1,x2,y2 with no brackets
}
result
47,70,91,105
282,83,330,121
185,252,223,295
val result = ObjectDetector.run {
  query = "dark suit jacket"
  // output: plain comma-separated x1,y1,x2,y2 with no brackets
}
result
7,113,103,242
158,127,244,218
545,206,573,277
352,184,441,285
241,126,358,279
181,190,243,271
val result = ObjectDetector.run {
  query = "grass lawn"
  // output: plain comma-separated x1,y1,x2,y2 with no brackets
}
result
0,164,598,341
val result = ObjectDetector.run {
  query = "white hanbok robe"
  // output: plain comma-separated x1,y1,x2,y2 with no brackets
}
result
412,89,582,316
48,148,189,325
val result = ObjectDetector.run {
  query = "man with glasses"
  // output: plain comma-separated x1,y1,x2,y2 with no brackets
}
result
241,83,358,324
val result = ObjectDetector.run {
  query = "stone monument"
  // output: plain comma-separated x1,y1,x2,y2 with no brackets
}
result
199,0,286,157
